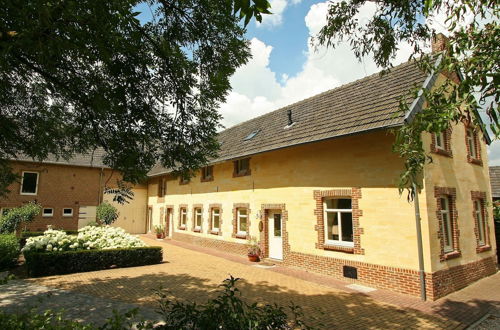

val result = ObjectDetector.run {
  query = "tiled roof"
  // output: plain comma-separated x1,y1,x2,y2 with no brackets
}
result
490,166,500,198
148,60,429,176
13,149,107,168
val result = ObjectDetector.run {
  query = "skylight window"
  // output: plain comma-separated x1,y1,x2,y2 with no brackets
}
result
244,130,260,141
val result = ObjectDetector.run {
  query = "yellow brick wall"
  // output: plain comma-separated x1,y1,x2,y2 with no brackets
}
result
422,119,496,272
147,129,434,270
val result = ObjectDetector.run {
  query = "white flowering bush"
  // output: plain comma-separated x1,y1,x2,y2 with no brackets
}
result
22,226,145,253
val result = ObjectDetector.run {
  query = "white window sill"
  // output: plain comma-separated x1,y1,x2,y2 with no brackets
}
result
20,192,37,196
42,215,53,218
325,241,354,248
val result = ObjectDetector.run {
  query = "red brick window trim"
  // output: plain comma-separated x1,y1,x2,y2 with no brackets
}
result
208,203,223,236
435,187,461,261
200,166,214,182
233,158,251,177
471,191,491,253
464,124,482,166
232,203,250,239
178,204,188,230
314,188,364,255
192,204,203,232
430,128,452,157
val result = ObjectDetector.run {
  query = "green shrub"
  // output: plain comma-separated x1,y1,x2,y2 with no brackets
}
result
24,246,163,276
0,309,93,330
0,234,20,270
96,201,119,225
0,202,41,234
155,275,310,329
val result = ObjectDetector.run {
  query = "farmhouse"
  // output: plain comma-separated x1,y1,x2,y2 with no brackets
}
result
145,59,496,300
1,56,497,300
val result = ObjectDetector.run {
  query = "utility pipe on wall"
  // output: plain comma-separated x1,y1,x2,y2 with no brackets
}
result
413,182,426,301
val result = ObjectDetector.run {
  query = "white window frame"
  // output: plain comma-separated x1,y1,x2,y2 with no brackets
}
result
440,197,453,253
62,208,73,217
20,171,39,195
194,208,202,230
467,128,477,159
212,208,220,232
42,208,54,217
474,200,486,245
180,208,187,229
237,208,248,235
435,131,445,150
323,198,354,248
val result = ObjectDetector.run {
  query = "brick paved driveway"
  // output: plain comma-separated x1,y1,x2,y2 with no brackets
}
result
27,237,493,329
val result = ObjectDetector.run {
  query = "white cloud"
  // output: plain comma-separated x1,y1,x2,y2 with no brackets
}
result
488,141,500,166
257,0,288,28
220,1,414,128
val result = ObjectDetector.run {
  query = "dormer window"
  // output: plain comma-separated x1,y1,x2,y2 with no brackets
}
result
201,166,214,182
233,158,250,177
244,130,260,141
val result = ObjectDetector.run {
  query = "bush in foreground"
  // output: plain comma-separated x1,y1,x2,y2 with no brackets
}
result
0,276,310,329
24,246,163,276
0,234,20,270
96,202,119,225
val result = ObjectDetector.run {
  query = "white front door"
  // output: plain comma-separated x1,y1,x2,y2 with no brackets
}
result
269,211,283,260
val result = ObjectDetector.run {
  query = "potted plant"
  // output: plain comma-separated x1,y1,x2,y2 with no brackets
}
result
247,237,261,262
154,225,164,239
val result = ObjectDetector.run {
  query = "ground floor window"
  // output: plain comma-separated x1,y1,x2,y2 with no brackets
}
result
212,208,220,232
435,186,460,260
179,207,187,229
43,208,54,217
62,208,73,217
237,208,248,235
324,198,353,247
440,196,454,253
194,207,202,232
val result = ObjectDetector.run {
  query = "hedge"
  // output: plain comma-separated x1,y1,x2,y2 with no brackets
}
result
0,234,20,270
24,246,163,276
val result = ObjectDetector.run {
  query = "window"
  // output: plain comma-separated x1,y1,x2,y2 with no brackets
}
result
439,197,454,253
179,208,187,229
42,208,54,217
466,128,477,159
20,171,38,195
194,208,202,231
324,198,353,247
474,200,487,246
158,177,166,197
63,208,73,217
234,158,250,177
244,130,260,141
435,132,445,150
201,166,214,182
237,208,248,235
179,176,190,185
211,208,220,232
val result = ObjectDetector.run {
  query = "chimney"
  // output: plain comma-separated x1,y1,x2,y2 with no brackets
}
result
287,109,293,126
431,33,448,53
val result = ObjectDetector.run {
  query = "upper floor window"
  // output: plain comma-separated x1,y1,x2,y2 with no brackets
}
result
435,132,445,150
324,198,353,247
63,208,73,217
158,177,166,197
20,171,38,195
179,207,187,229
179,176,190,185
439,196,454,253
431,129,452,157
194,207,202,232
201,166,214,182
233,158,250,177
211,208,220,232
473,199,487,246
466,128,478,159
43,208,54,217
237,208,248,235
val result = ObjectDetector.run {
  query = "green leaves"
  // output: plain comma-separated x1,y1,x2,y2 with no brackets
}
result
0,0,271,198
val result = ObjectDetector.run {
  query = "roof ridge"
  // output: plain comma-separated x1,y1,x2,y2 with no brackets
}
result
220,59,418,133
